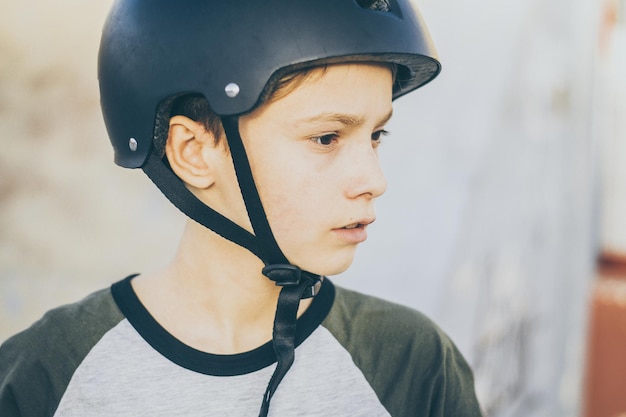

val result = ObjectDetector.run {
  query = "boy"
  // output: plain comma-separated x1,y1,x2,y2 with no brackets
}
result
0,0,483,416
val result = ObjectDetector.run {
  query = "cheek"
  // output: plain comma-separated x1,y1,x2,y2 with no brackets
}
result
260,167,315,232
250,144,305,210
253,157,358,275
254,157,329,244
245,138,347,260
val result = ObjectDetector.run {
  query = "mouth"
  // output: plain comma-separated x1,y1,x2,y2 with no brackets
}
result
333,218,374,244
340,218,375,230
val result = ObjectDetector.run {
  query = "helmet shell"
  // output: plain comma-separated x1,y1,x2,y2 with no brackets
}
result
98,0,441,168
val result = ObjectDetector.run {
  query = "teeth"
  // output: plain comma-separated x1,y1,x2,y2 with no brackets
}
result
345,224,359,229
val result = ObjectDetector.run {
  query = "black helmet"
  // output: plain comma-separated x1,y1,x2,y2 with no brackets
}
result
99,0,439,168
98,1,440,415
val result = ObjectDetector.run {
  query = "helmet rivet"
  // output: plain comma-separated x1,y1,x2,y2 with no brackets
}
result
225,82,240,98
129,138,138,152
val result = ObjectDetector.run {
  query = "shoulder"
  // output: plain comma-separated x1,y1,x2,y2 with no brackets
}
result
323,284,483,417
0,286,124,417
325,284,445,352
2,286,123,358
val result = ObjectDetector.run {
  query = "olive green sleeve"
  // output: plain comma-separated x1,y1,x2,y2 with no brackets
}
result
323,286,483,417
0,288,124,417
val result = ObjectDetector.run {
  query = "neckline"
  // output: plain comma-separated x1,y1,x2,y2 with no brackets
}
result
111,275,335,376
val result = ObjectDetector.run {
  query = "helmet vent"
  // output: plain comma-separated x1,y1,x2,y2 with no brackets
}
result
356,0,391,12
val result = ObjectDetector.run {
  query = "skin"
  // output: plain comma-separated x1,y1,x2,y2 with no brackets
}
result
132,63,393,354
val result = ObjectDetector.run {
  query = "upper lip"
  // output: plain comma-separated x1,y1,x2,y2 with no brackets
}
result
338,218,376,229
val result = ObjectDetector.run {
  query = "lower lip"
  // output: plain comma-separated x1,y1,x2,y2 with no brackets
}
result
332,226,368,244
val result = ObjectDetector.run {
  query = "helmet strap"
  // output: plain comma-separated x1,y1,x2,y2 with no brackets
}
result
141,150,268,261
221,116,288,265
259,273,320,417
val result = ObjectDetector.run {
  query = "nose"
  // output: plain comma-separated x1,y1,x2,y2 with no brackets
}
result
345,142,387,200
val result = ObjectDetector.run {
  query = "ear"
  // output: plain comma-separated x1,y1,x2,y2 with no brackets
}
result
165,115,219,190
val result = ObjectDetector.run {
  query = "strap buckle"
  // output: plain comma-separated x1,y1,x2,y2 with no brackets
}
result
262,264,322,299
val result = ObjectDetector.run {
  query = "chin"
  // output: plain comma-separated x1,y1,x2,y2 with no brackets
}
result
299,253,355,277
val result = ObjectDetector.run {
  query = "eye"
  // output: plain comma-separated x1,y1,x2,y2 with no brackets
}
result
371,129,389,145
311,133,338,147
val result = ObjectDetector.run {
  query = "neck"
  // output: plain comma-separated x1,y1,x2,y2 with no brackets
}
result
132,219,311,354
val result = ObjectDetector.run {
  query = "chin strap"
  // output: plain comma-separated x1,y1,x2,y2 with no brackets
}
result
259,270,321,417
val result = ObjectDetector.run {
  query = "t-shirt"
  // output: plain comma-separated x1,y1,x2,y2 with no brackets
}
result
0,276,482,416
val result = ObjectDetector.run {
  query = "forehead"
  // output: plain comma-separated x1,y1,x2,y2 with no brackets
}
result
250,63,394,123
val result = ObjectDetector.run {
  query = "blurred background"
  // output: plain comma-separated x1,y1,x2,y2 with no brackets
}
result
1,0,625,416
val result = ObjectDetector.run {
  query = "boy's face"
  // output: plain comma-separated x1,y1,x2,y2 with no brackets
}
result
237,63,393,276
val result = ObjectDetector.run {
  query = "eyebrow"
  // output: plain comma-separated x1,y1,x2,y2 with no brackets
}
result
294,108,394,128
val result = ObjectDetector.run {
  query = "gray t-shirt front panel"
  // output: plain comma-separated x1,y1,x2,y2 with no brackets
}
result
53,319,391,417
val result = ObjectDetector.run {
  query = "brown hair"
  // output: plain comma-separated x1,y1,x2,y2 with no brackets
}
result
168,62,395,144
